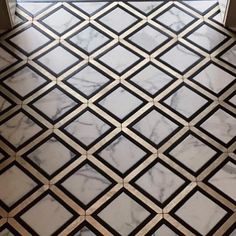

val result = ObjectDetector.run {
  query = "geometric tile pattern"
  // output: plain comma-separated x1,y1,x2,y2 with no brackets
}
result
0,1,235,235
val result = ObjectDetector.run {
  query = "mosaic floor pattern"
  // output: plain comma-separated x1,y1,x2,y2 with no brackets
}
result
0,1,236,235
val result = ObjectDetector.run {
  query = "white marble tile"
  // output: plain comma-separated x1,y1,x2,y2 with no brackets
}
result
98,6,138,34
37,46,80,75
128,2,163,15
152,224,179,236
160,44,201,73
98,45,140,74
0,165,37,207
155,5,195,33
98,192,150,235
135,162,185,203
228,94,236,106
0,228,15,236
26,136,76,176
73,227,96,236
229,228,236,236
163,85,208,118
98,86,143,120
211,11,223,24
129,64,174,96
72,2,108,16
9,27,51,54
65,65,110,97
175,191,227,235
3,66,47,98
20,194,73,236
98,134,147,174
132,109,179,146
0,95,12,114
0,112,43,149
182,1,217,14
17,2,53,16
128,25,169,52
192,63,235,94
42,7,80,35
64,110,111,147
220,44,236,68
200,108,236,144
186,24,228,52
32,87,77,122
0,151,7,162
208,161,236,201
69,26,110,53
0,46,18,73
169,134,217,173
61,163,111,205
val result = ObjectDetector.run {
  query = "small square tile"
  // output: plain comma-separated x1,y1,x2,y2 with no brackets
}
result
126,24,171,53
161,84,210,120
40,6,81,36
35,45,81,77
7,26,52,55
97,44,142,75
154,4,196,33
97,6,140,35
18,192,76,236
96,85,145,122
57,161,114,208
185,23,229,53
158,43,202,74
29,86,80,124
68,25,111,55
64,64,112,99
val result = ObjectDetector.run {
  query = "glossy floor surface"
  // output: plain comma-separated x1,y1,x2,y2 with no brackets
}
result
0,1,236,235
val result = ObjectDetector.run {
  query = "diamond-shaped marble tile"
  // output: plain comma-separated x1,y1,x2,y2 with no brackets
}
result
30,86,80,123
0,92,15,115
58,162,113,208
2,65,49,99
72,2,108,16
225,93,236,108
0,226,18,236
149,222,182,236
0,164,39,209
198,107,236,146
218,43,236,68
185,23,229,53
35,45,81,76
173,190,228,235
133,161,186,205
0,110,45,150
96,85,144,122
158,43,202,74
96,133,149,176
207,159,236,203
131,108,181,148
161,85,210,120
18,193,76,236
7,26,52,55
0,45,19,73
40,6,81,35
62,109,113,149
70,223,100,236
97,44,142,75
166,133,218,175
24,134,78,178
68,26,111,54
97,6,139,34
182,1,217,15
96,191,152,235
0,148,9,163
154,5,196,33
64,65,111,99
191,63,235,95
127,1,164,16
128,63,175,97
17,2,54,16
127,24,171,53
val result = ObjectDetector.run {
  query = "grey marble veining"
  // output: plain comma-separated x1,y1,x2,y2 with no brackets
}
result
17,2,53,16
0,46,18,73
128,1,163,15
72,2,108,16
152,224,179,236
26,136,76,176
220,44,236,68
0,95,12,114
61,163,112,205
73,227,97,236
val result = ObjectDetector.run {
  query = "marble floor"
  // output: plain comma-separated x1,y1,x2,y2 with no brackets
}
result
0,1,236,235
